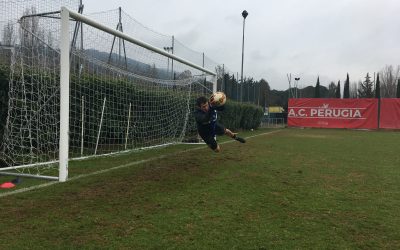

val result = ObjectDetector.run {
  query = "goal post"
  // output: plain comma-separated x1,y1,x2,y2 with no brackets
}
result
59,7,71,182
0,6,217,182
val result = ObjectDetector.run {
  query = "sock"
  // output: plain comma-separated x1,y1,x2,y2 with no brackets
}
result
233,134,246,143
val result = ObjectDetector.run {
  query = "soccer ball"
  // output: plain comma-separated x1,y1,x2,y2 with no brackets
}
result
209,92,227,107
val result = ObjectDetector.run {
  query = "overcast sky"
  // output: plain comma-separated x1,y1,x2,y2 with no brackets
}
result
83,0,400,90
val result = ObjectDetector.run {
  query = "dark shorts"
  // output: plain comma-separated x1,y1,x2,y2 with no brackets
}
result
198,123,226,150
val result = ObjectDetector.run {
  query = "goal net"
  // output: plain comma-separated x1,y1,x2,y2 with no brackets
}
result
0,7,216,181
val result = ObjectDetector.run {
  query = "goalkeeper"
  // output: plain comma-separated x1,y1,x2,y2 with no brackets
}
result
194,96,246,152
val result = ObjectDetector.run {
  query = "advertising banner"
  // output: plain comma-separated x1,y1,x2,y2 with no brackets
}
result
380,99,400,129
288,98,378,129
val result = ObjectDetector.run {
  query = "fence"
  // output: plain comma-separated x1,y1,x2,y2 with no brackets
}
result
260,117,286,128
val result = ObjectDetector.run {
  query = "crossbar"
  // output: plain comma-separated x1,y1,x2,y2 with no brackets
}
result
62,7,216,76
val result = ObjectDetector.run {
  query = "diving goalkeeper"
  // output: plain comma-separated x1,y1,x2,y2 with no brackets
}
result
194,96,246,152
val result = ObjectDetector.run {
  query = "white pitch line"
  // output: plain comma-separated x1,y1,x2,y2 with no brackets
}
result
242,129,283,139
0,129,283,198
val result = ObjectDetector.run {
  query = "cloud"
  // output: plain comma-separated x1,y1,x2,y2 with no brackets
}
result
82,0,400,90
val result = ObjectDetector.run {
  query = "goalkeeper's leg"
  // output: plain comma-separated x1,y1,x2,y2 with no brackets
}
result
199,132,221,153
224,128,246,143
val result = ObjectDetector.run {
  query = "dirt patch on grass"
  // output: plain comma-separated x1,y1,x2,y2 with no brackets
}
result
347,172,365,179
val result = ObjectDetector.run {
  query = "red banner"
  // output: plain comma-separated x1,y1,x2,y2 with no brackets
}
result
380,99,400,129
288,98,378,129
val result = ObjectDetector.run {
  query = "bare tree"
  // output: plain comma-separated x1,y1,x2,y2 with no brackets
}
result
47,31,54,48
20,7,43,47
215,65,225,91
2,21,15,46
350,82,358,98
215,65,224,80
380,65,400,98
328,81,336,98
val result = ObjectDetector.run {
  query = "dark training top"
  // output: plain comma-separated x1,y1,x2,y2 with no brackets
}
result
194,104,225,137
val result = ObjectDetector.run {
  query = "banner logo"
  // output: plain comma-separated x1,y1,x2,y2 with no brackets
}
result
288,103,363,119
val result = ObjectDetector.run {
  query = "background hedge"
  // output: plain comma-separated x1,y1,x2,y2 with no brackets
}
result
0,67,263,152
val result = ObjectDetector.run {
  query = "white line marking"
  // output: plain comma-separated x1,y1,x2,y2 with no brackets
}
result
0,130,282,198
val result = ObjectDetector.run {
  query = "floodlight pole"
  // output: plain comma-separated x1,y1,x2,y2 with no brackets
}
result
294,77,300,98
240,10,248,102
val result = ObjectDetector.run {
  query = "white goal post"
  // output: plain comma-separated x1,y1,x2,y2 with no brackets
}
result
0,6,217,182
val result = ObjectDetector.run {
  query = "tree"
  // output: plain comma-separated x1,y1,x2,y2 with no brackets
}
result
375,73,380,98
20,7,41,47
335,80,341,98
146,63,159,78
242,77,249,102
343,73,350,98
397,79,400,98
215,65,225,91
215,65,224,80
176,69,191,80
314,76,320,98
358,73,374,98
350,82,358,98
2,21,15,46
47,31,54,48
231,73,239,101
328,81,336,98
245,77,255,103
222,73,229,94
380,65,400,97
258,78,270,109
221,73,236,101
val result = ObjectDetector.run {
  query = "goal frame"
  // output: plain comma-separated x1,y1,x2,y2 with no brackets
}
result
0,6,217,182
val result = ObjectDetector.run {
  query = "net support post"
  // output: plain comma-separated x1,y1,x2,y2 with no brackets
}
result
59,7,70,182
212,75,217,93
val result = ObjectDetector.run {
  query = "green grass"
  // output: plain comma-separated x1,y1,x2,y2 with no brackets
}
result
1,128,400,249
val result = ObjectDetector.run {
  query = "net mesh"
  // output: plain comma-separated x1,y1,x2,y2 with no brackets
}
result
0,11,214,177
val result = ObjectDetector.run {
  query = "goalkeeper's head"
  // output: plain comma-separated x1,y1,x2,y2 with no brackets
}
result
196,96,209,112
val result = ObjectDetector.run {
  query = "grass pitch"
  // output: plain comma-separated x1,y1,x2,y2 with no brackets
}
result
1,128,400,249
